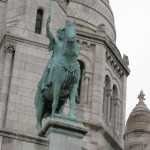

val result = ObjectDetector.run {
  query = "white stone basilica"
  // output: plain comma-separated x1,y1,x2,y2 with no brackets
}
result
1,0,147,150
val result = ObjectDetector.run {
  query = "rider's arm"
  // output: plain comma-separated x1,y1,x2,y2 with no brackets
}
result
46,16,55,42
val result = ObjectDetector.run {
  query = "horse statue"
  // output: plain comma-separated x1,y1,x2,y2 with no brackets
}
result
35,16,81,129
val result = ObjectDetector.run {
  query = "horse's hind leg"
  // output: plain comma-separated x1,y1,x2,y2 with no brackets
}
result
36,99,45,129
51,83,61,118
68,84,78,119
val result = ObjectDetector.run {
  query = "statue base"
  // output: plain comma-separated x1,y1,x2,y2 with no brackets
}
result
38,117,87,150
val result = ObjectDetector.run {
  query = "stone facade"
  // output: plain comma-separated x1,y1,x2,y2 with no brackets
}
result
0,0,130,150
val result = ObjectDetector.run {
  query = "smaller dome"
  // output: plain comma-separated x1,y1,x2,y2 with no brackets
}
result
126,91,150,133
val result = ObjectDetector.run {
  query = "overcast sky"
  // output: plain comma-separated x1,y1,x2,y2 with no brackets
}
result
109,0,150,120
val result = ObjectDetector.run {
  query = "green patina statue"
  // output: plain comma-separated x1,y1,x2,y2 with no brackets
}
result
34,15,81,129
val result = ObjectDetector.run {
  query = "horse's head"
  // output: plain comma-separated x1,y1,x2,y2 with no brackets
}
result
65,20,76,43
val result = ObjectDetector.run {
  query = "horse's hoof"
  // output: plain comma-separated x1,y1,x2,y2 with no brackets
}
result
36,124,42,131
50,113,55,118
68,112,76,120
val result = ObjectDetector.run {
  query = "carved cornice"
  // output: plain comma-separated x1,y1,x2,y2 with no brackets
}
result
2,34,48,50
106,50,125,78
0,129,48,146
77,39,95,51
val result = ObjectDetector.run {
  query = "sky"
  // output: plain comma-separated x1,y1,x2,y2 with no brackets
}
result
109,0,150,120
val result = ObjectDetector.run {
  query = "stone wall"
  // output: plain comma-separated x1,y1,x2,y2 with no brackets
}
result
0,0,6,40
1,132,48,150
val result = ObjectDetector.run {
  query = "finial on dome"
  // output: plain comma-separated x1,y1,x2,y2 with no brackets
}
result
138,90,145,102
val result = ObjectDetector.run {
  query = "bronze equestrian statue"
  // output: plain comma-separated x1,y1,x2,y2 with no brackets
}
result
35,16,81,129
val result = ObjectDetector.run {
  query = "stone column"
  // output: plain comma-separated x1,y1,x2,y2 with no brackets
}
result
106,89,112,125
38,117,87,150
103,88,112,124
113,98,120,132
81,72,91,105
0,43,15,128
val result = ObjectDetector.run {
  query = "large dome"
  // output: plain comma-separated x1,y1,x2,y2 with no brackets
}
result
126,91,150,133
66,0,116,42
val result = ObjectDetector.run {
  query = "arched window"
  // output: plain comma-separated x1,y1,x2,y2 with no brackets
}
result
76,60,85,104
103,75,111,123
35,8,44,34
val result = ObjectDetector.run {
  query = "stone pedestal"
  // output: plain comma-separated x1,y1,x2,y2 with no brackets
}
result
38,117,87,150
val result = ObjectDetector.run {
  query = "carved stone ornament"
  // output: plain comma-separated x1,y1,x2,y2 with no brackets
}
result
123,54,129,66
4,43,15,54
138,90,145,102
106,50,124,78
77,39,95,51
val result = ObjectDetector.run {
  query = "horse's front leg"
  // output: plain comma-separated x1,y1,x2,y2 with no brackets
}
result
68,84,78,119
36,98,45,129
51,83,61,118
